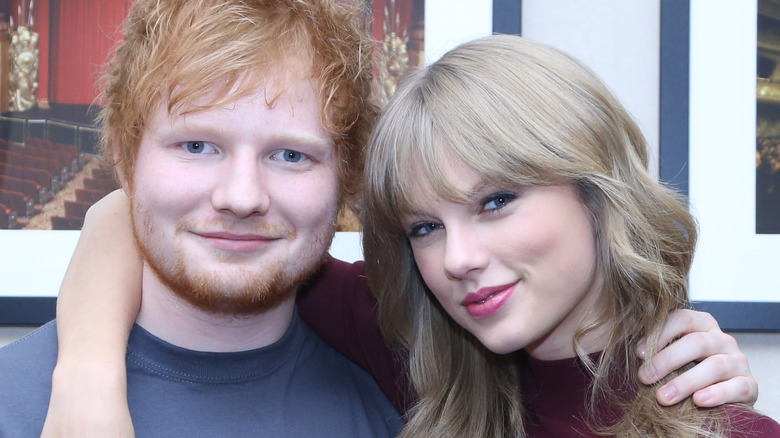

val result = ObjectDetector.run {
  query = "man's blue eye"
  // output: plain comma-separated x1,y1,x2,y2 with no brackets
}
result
281,150,302,162
271,149,307,163
183,141,216,154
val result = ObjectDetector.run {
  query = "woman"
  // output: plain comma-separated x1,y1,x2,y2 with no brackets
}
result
361,34,778,437
43,37,760,436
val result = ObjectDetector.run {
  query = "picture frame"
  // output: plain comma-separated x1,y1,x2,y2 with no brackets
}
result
660,0,779,331
1,0,495,325
493,0,778,331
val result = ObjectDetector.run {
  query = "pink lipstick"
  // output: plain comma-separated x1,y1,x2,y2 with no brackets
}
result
461,282,517,318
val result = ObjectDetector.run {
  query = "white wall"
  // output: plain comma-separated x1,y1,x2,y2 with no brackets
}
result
522,0,661,177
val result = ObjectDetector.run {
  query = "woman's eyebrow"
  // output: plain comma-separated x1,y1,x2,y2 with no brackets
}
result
464,182,490,200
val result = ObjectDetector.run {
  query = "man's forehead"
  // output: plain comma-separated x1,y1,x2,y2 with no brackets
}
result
145,74,334,151
163,63,319,118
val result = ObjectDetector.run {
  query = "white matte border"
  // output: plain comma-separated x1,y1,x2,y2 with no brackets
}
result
425,0,492,64
688,0,780,302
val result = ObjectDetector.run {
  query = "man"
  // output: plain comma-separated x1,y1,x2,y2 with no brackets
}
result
0,1,401,436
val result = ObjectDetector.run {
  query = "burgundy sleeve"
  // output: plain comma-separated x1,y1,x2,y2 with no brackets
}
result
724,405,780,437
297,255,414,415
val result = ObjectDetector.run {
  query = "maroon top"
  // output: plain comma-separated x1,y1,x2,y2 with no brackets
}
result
298,257,780,435
521,352,780,437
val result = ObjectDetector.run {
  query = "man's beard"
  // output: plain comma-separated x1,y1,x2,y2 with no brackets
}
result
131,203,335,317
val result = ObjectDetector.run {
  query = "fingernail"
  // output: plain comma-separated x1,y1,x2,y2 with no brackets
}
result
696,389,712,406
638,365,650,382
636,341,647,358
660,384,678,403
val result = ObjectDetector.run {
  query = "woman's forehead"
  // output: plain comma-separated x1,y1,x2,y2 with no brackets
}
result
401,158,482,208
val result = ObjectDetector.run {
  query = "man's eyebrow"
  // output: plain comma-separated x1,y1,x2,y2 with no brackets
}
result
163,121,332,149
165,117,226,137
271,132,333,149
166,124,225,138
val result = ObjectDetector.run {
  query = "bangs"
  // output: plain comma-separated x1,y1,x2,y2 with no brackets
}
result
364,64,568,234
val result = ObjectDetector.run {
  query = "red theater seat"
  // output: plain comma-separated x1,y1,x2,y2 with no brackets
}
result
0,203,9,228
64,200,91,219
83,177,118,192
92,167,115,180
76,188,107,204
0,189,29,215
0,175,41,202
50,215,85,230
23,166,54,188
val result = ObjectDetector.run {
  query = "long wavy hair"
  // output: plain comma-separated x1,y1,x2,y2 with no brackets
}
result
363,35,728,437
99,0,377,206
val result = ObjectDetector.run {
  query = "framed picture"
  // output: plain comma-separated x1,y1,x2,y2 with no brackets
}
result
495,0,778,331
660,0,780,330
0,0,131,324
0,0,497,325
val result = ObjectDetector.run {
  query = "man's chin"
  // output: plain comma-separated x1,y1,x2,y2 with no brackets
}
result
159,265,295,316
134,210,336,317
183,286,296,317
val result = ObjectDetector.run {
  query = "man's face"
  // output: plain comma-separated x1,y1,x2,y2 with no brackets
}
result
127,75,339,315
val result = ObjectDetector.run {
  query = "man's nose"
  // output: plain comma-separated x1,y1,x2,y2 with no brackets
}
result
211,156,270,218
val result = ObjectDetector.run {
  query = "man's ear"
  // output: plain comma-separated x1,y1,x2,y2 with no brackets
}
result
112,144,131,195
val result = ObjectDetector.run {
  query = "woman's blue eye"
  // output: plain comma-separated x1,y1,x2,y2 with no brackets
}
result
182,141,216,154
273,149,305,163
407,222,442,238
482,192,517,211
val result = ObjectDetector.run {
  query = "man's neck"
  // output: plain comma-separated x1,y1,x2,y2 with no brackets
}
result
136,266,296,353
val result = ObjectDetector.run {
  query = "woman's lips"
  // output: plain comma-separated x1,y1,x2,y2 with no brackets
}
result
461,281,518,318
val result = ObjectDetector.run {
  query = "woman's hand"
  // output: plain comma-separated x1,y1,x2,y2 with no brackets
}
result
638,309,757,407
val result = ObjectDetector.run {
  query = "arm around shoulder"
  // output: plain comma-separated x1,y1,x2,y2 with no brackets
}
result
42,190,142,437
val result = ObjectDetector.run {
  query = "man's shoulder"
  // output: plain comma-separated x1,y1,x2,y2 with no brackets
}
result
0,320,58,365
290,320,403,435
0,320,59,438
0,319,58,387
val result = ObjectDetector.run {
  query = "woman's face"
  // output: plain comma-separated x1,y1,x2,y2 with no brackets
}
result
401,160,604,359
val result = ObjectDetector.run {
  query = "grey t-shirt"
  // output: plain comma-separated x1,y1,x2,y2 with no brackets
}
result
0,311,403,437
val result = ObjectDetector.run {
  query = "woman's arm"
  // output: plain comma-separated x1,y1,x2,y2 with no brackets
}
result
638,309,758,407
41,190,141,438
301,264,759,413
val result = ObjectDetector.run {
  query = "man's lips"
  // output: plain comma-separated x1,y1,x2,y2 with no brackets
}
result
191,231,281,252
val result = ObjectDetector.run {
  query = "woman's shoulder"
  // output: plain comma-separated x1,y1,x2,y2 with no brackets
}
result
724,405,780,437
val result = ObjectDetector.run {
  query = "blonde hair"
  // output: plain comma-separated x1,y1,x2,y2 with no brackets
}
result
363,35,728,437
100,0,377,203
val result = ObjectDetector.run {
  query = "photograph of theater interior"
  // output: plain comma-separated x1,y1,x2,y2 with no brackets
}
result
0,0,423,231
757,0,780,234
